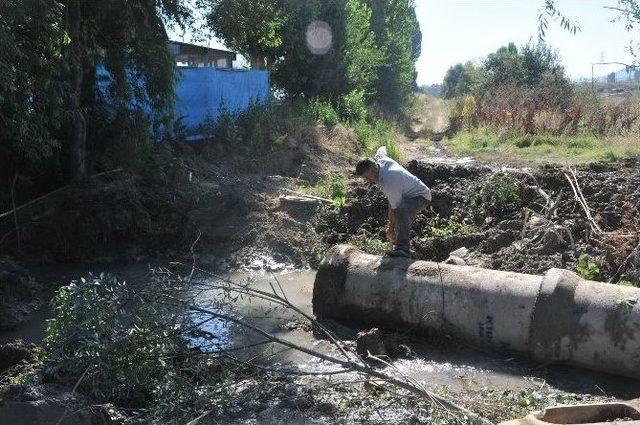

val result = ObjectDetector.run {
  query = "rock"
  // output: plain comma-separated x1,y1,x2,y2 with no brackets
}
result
444,255,467,266
449,246,469,258
278,195,323,221
356,328,386,359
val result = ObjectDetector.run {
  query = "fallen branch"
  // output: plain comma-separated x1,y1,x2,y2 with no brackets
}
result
563,168,602,234
163,264,494,424
281,189,333,203
170,298,492,425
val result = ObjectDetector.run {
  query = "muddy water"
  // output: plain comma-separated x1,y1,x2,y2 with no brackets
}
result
194,270,637,397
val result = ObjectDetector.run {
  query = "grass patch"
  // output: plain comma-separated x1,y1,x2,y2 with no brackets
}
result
575,253,600,279
351,119,403,163
298,172,347,207
445,128,640,164
420,216,474,239
350,234,389,255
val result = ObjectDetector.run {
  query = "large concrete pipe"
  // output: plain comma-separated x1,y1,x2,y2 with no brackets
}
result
312,245,640,379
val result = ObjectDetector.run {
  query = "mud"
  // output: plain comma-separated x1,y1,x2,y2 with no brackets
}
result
316,158,640,283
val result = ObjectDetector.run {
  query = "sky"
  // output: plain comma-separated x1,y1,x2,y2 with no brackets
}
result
169,0,638,84
416,0,638,85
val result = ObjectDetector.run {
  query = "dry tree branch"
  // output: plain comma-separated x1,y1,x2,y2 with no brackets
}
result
172,262,358,365
163,287,494,425
563,168,602,234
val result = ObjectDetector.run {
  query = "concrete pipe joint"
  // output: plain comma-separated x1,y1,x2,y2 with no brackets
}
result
312,244,640,380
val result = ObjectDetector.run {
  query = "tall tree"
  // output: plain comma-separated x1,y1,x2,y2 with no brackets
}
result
343,0,382,96
62,0,191,180
204,0,287,70
0,0,67,181
367,0,420,112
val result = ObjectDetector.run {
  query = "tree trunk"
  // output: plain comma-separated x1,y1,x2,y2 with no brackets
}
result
68,1,87,181
249,53,266,70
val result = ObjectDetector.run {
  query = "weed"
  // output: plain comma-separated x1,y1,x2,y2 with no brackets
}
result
575,253,600,279
309,98,340,127
422,216,472,238
350,235,389,255
351,119,403,162
339,89,368,122
470,174,521,213
619,279,639,287
619,297,638,311
299,172,347,207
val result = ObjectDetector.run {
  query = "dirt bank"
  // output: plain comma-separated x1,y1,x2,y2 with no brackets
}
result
316,158,640,283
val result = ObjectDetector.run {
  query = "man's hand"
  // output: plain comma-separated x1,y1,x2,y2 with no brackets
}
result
386,226,396,243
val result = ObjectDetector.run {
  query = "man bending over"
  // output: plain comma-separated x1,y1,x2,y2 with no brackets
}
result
355,146,431,258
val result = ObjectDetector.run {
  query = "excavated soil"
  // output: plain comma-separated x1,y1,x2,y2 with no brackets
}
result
316,158,640,282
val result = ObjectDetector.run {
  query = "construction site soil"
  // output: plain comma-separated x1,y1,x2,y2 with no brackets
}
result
317,158,640,283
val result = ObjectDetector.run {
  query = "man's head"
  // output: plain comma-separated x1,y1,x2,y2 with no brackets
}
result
355,158,378,185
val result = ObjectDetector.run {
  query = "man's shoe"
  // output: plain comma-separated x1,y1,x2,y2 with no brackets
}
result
384,249,410,258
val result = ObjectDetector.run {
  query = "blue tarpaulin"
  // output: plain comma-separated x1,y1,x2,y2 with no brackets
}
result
175,68,270,137
97,66,270,139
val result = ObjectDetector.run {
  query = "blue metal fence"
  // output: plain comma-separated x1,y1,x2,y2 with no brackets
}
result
175,68,270,137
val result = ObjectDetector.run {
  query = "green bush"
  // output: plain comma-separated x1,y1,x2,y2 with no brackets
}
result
300,172,347,207
308,98,340,127
471,174,521,213
351,119,402,162
339,89,368,122
575,254,600,279
42,273,231,419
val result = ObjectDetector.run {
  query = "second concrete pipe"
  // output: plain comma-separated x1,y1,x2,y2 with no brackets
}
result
312,245,640,380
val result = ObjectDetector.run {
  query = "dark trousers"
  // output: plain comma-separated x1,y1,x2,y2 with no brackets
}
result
394,196,429,252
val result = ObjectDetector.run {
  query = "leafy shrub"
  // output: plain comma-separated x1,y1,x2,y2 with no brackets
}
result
471,174,521,213
352,119,402,162
339,89,368,122
309,98,340,127
42,273,231,419
575,253,600,279
300,172,347,207
461,95,477,129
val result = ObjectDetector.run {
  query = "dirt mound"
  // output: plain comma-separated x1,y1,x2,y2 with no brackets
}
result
0,257,42,330
0,340,35,373
316,158,640,282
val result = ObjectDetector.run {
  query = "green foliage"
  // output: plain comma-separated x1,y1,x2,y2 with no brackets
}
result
444,128,638,164
344,0,383,95
422,216,472,238
299,172,347,207
339,89,368,122
0,0,67,178
1,0,192,182
471,174,521,213
352,119,403,162
575,253,600,279
442,62,485,99
367,0,420,112
619,279,639,287
619,297,638,311
309,99,340,127
43,274,188,406
204,0,286,68
42,273,232,420
350,235,389,255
